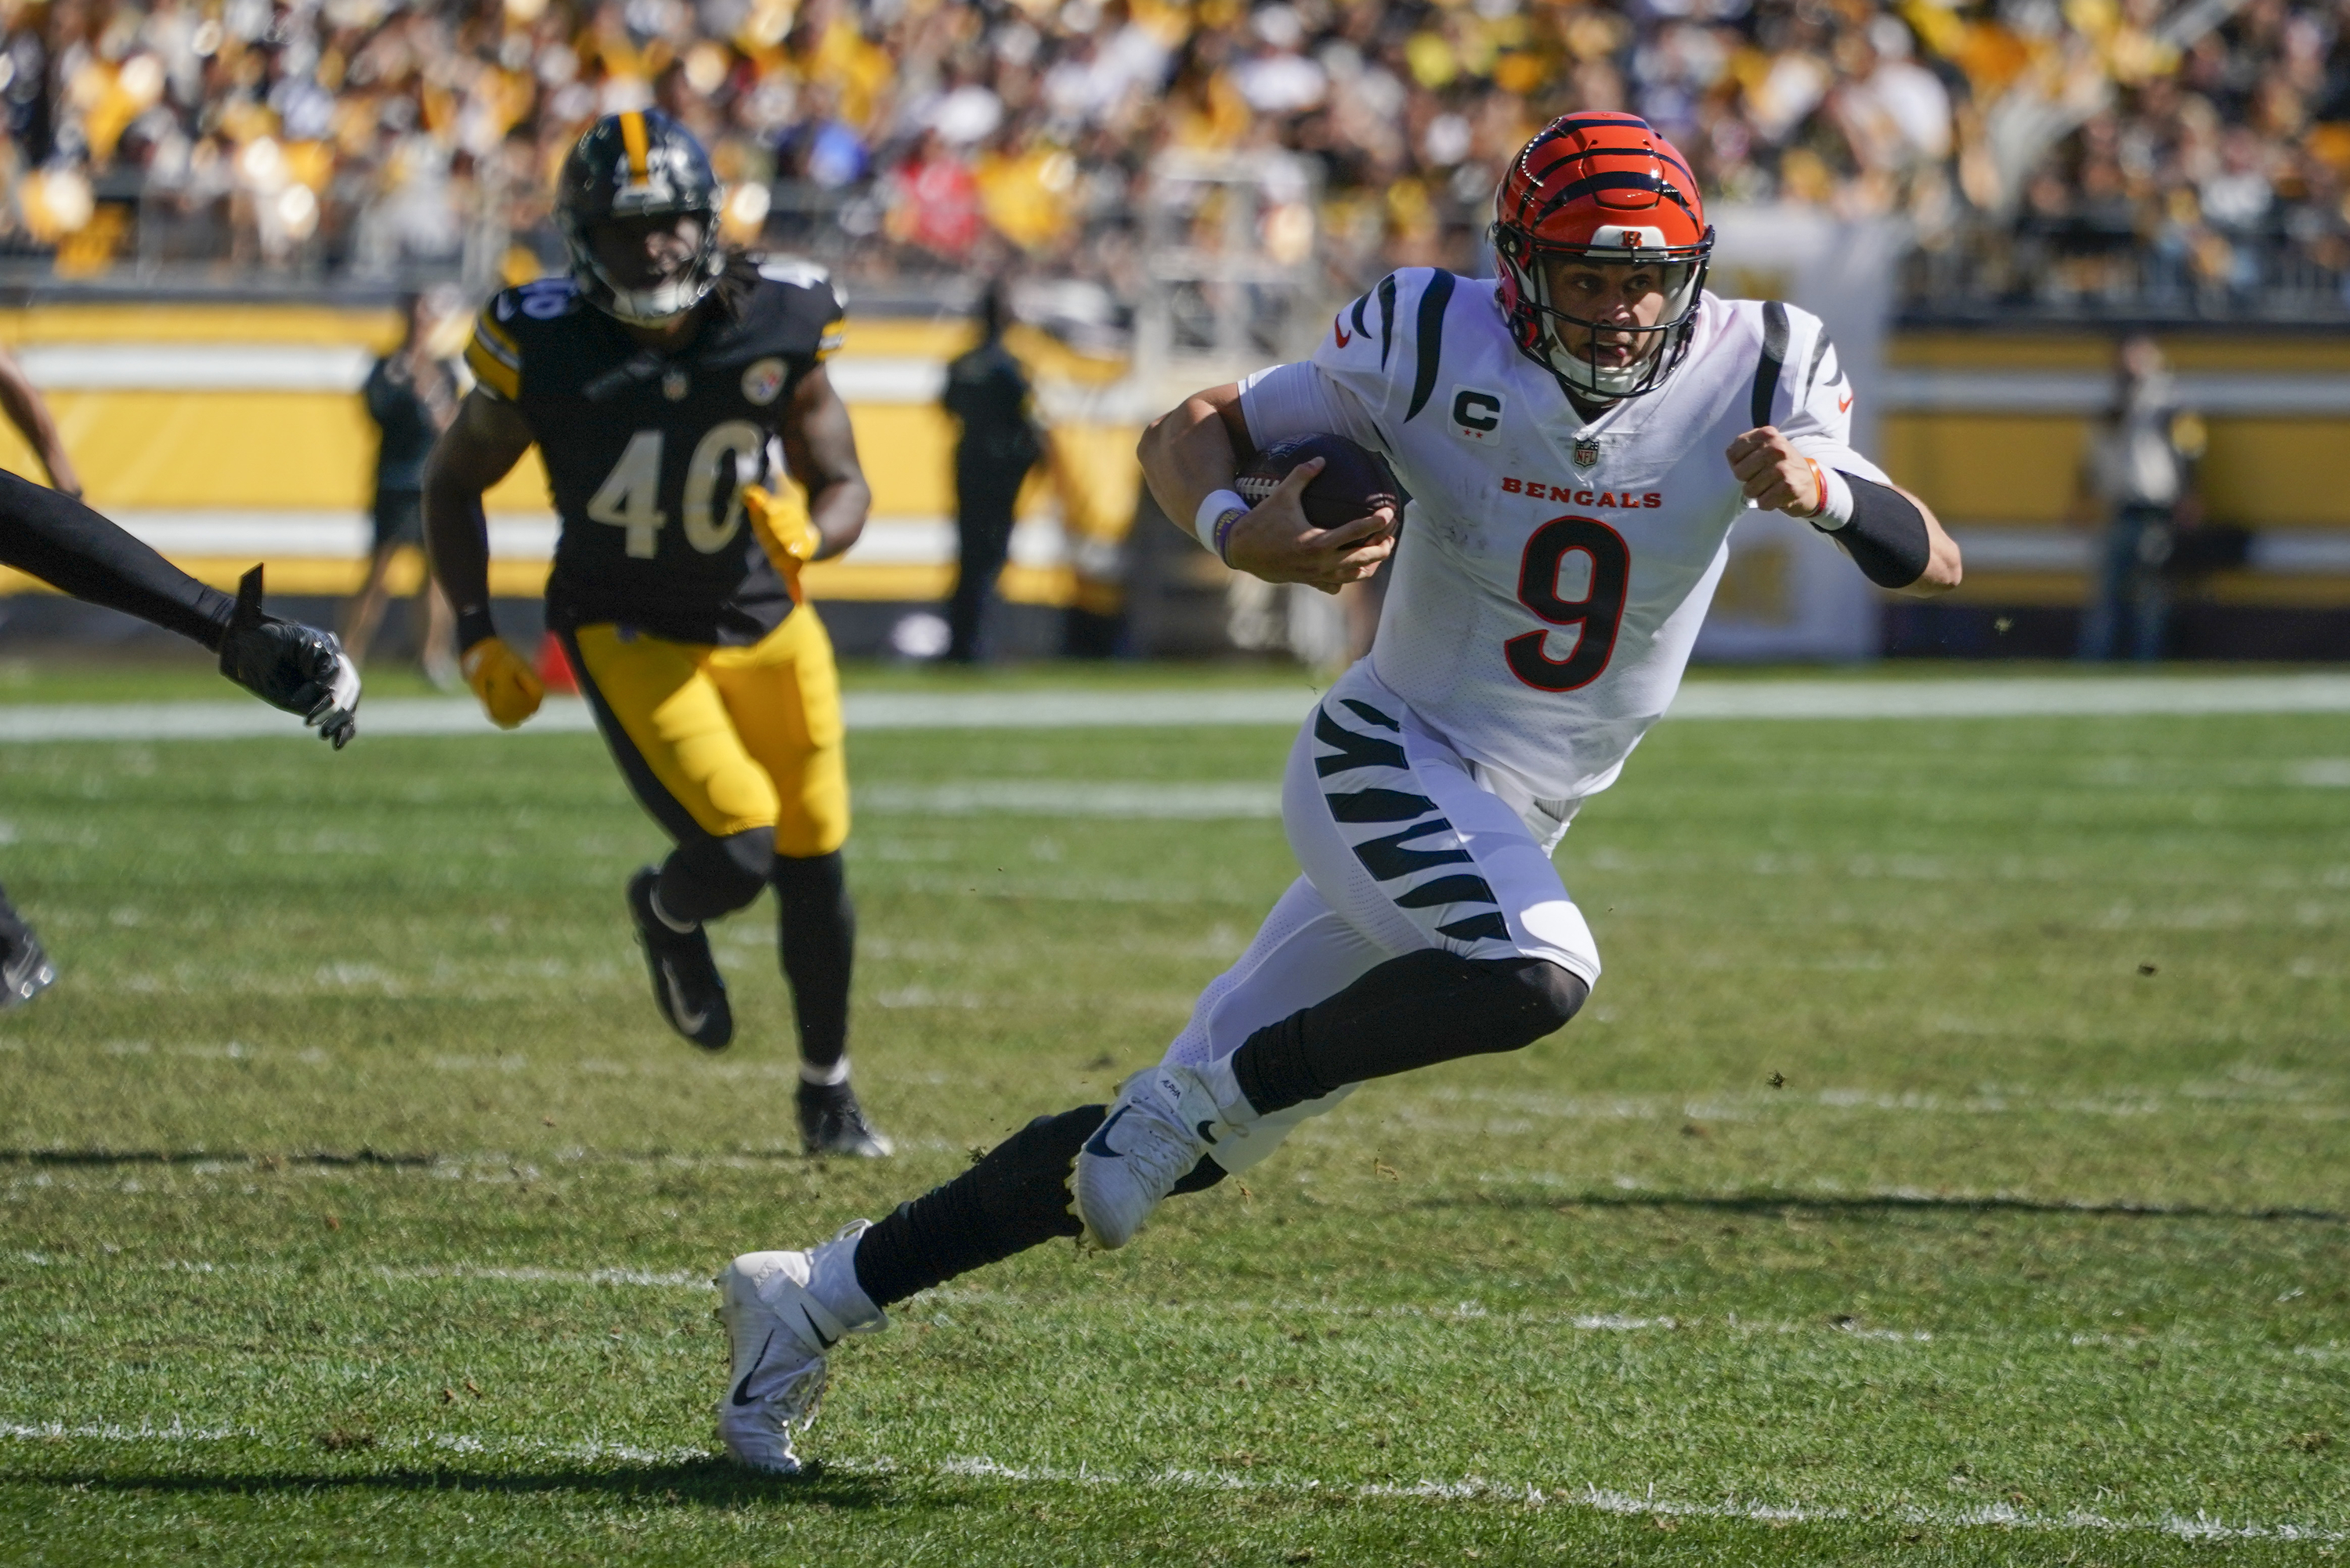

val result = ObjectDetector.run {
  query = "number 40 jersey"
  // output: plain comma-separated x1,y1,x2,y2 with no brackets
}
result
1240,268,1888,815
465,262,844,645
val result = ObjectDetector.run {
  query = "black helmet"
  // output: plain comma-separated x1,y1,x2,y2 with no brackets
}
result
555,110,724,327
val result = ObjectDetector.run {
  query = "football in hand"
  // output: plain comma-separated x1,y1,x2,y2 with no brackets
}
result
1235,434,1402,533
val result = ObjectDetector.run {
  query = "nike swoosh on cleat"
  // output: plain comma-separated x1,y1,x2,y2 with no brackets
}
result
1083,1104,1133,1159
799,1306,839,1350
663,967,709,1033
1195,1119,1219,1145
731,1328,776,1406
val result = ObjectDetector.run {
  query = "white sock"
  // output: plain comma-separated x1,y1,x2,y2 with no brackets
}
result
799,1057,850,1088
808,1227,884,1328
647,884,697,934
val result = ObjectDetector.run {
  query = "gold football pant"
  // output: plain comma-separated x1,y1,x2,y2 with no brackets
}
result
564,609,851,858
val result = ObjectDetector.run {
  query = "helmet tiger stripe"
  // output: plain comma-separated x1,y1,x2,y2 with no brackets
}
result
1491,113,1714,401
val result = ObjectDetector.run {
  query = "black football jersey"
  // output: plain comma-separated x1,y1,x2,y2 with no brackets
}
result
465,262,845,644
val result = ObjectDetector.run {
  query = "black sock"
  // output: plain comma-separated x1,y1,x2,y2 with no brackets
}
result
854,1106,1101,1306
656,827,773,924
772,851,853,1071
851,1106,1230,1308
0,882,28,948
1231,950,1589,1116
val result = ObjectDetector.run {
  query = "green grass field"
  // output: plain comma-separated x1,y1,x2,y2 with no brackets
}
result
1,665,2345,1565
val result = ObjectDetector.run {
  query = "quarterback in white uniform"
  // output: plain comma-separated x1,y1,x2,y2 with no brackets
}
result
701,111,1960,1473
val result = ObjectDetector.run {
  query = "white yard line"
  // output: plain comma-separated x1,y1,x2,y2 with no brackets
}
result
6,674,2350,744
0,1421,2337,1542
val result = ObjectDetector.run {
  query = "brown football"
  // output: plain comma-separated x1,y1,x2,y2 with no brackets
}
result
1235,434,1403,532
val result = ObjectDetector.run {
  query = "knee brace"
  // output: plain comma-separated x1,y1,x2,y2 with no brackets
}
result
656,826,774,923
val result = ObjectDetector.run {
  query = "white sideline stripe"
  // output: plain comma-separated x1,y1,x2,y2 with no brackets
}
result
0,1424,2336,1543
81,511,1064,571
1882,367,2350,417
859,780,1282,818
6,674,2350,744
14,345,952,403
1950,526,2350,576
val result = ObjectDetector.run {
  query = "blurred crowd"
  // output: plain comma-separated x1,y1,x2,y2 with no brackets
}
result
1,0,2346,313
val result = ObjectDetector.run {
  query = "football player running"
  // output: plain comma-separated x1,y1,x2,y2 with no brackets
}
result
423,110,890,1158
701,112,1961,1472
0,475,362,1004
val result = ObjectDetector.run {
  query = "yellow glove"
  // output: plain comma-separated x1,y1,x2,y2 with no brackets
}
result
743,484,820,594
461,636,544,730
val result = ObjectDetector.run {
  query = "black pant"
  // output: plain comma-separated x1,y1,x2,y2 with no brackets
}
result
945,475,1026,662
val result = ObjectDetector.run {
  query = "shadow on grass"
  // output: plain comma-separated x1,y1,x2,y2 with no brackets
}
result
1462,1188,2348,1224
2,1458,891,1507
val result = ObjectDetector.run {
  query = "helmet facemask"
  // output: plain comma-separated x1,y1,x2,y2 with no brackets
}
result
555,111,726,328
1491,223,1712,402
574,209,723,327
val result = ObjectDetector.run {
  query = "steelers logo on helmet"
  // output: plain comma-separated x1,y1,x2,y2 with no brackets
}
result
1490,112,1714,403
556,109,727,328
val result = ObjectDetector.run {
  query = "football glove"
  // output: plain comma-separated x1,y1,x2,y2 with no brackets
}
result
217,565,362,748
743,484,820,581
460,633,544,729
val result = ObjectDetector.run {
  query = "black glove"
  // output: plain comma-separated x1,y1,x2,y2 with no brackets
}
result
216,565,363,748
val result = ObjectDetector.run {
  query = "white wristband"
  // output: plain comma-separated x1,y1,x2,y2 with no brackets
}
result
1806,464,1855,532
1193,489,1248,554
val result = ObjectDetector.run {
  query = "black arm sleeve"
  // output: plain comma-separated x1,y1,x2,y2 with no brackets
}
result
1835,472,1932,589
0,468,235,649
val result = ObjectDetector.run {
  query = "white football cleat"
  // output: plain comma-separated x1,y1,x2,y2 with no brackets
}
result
713,1221,881,1473
1073,1063,1219,1249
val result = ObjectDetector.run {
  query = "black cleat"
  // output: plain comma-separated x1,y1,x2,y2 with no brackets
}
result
0,927,55,1010
626,867,732,1050
797,1080,894,1158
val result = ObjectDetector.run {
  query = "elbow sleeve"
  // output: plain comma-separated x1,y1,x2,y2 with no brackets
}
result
1835,473,1932,589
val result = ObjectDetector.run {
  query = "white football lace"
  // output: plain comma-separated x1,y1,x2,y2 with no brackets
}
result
1123,1080,1209,1196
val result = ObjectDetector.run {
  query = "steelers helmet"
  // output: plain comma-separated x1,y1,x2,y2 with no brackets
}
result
555,109,725,327
1491,112,1715,401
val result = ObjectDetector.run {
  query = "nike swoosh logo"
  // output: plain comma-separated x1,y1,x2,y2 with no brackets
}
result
1837,391,1853,413
1083,1104,1133,1159
731,1328,776,1406
1195,1119,1220,1146
1332,314,1351,348
663,966,708,1032
799,1306,839,1351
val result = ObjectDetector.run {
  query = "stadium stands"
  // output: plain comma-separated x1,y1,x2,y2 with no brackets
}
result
0,0,2341,322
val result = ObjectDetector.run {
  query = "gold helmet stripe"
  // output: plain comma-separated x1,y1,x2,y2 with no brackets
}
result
618,111,649,180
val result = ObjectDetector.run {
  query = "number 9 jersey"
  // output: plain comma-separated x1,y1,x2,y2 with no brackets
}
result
1239,266,1888,815
465,259,846,645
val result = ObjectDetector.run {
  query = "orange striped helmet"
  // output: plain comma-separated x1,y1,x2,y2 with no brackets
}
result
1491,113,1713,401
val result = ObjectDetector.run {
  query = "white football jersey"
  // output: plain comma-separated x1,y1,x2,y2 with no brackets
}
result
1240,269,1887,814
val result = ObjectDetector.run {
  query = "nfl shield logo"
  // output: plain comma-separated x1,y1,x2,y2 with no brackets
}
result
1572,437,1601,470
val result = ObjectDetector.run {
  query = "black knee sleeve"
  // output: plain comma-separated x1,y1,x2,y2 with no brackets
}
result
772,851,855,1068
1232,950,1588,1117
656,827,773,923
853,1106,1104,1309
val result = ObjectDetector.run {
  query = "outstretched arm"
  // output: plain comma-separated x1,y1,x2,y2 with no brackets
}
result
424,388,543,728
0,471,359,743
0,348,81,498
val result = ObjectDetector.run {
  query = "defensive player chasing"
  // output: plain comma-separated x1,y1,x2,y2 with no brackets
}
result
703,112,1961,1471
423,110,891,1157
